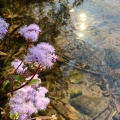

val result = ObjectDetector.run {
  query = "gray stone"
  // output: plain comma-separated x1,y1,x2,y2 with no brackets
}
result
70,94,109,118
104,49,120,69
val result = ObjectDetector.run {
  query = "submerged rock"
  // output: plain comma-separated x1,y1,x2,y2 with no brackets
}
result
114,89,120,96
70,95,108,118
51,100,90,120
104,49,120,69
113,113,120,120
69,69,84,84
70,95,100,117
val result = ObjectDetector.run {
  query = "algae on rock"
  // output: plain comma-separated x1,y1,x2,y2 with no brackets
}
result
69,69,84,84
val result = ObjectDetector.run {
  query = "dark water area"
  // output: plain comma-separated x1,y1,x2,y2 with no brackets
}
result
1,0,120,119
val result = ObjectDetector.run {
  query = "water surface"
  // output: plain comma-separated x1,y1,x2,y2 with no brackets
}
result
55,0,120,119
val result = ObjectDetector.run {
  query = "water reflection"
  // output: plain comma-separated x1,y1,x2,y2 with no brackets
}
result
56,0,120,119
73,12,88,38
76,32,84,38
69,8,74,12
79,13,86,21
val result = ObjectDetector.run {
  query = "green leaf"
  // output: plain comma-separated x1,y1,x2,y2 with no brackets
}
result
46,80,50,90
28,79,40,86
10,114,14,119
10,113,18,120
15,112,19,119
3,80,10,88
10,75,25,81
0,51,7,56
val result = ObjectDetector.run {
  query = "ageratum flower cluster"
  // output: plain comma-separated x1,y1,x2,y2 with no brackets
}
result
25,42,57,68
0,17,9,40
11,59,27,74
8,23,57,120
19,24,41,42
9,86,50,120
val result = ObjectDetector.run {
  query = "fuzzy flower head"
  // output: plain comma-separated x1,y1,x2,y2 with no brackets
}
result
11,59,27,74
37,86,48,97
0,17,9,40
9,86,50,120
19,24,41,42
24,42,57,68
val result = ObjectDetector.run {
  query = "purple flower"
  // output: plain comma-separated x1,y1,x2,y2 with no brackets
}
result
52,54,58,62
18,114,28,120
21,102,37,114
0,17,9,40
19,24,41,42
37,86,48,97
9,97,23,104
11,59,27,74
34,87,50,111
36,42,55,53
24,42,57,68
35,97,50,111
9,86,50,120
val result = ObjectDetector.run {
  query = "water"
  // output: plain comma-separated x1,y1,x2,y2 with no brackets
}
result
55,0,120,119
57,0,120,80
1,0,120,119
71,0,120,45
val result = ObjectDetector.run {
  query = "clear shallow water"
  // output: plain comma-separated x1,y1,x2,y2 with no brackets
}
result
70,0,120,46
71,0,120,75
1,0,120,119
55,0,120,119
58,0,120,76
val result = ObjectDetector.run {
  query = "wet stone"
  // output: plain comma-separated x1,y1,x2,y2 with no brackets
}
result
102,91,110,97
69,69,84,84
113,113,120,120
70,88,82,99
70,95,108,118
70,95,100,117
104,49,120,69
114,89,120,96
51,100,88,120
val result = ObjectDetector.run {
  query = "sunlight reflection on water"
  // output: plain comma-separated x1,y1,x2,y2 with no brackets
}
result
79,13,86,21
69,0,120,47
73,12,88,38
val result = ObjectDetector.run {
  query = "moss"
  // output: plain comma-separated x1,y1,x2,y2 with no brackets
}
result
70,89,82,98
69,69,84,84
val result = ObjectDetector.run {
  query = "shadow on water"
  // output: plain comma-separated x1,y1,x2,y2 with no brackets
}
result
1,0,120,119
